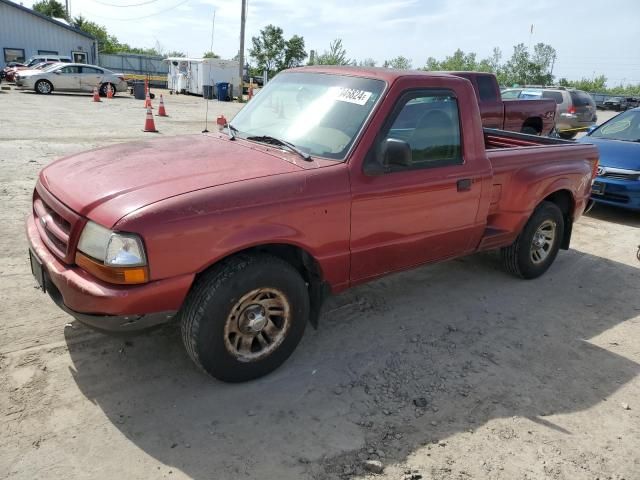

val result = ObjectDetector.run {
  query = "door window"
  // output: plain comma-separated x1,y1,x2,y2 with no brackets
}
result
81,67,103,74
377,91,463,170
59,66,81,74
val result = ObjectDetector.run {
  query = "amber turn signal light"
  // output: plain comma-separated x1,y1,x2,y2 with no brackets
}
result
75,252,149,285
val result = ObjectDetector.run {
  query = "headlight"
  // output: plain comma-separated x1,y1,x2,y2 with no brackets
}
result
76,221,148,284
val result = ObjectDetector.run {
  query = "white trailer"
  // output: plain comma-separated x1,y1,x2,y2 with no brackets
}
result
164,57,239,98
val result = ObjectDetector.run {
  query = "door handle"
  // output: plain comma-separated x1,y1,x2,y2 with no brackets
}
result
457,178,472,191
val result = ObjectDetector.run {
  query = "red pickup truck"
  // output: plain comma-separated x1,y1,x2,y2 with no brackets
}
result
27,66,598,382
450,72,557,135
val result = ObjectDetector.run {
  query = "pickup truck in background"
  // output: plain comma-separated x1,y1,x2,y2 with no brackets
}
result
27,66,599,382
449,72,557,136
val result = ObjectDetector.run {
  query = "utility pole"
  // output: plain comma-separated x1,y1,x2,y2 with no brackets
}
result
65,0,69,18
238,0,247,93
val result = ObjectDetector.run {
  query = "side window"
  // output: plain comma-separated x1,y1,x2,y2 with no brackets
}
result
81,67,103,74
381,91,463,170
59,66,80,74
476,75,498,102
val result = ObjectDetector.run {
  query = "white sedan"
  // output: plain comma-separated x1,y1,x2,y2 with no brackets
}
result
15,63,128,96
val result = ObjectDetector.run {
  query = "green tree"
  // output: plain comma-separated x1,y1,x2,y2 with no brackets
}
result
314,39,352,66
203,51,220,59
33,0,67,19
280,34,307,69
250,24,286,75
423,49,479,71
73,16,119,53
502,42,555,86
383,56,412,69
357,58,377,67
165,51,186,58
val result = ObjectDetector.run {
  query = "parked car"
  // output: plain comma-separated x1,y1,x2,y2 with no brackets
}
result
4,55,72,82
603,96,628,111
627,97,640,109
591,93,608,109
500,88,523,99
448,72,556,135
27,67,599,381
579,108,640,211
15,63,128,96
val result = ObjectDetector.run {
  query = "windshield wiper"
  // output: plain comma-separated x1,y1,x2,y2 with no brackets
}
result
224,122,238,140
245,135,312,161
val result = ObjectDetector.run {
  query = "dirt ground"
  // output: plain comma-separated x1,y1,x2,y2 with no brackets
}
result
1,86,638,480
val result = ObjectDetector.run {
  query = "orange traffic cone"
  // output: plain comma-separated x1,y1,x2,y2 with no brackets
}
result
92,86,101,102
143,106,158,132
106,84,113,99
157,94,168,116
144,90,153,109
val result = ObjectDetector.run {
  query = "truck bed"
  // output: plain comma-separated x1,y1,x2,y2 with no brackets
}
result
479,128,599,251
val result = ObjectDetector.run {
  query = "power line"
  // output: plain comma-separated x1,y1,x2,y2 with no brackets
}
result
93,0,190,20
89,0,161,7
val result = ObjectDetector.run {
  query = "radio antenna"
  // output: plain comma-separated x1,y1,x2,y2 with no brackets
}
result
202,9,216,133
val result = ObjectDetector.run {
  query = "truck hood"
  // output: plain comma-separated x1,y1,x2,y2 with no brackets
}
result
579,136,640,170
40,134,304,227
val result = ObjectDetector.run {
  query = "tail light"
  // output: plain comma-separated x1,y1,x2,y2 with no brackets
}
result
567,106,576,114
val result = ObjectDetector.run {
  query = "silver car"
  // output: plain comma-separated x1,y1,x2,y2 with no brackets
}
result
15,63,128,96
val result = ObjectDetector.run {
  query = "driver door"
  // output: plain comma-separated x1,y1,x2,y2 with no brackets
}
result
53,65,81,91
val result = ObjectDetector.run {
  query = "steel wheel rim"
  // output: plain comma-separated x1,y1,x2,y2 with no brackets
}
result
530,219,556,264
38,82,50,93
223,288,291,362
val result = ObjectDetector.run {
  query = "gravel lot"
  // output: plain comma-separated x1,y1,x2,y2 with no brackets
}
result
1,87,638,480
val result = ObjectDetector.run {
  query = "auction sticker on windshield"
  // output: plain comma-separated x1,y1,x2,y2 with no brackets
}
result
331,87,372,105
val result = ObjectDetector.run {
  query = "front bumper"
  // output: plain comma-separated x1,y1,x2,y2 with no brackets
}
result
591,178,640,211
26,215,194,332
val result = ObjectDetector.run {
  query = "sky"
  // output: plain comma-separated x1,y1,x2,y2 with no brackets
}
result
21,0,640,85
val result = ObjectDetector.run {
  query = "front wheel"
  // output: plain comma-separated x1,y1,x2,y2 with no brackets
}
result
180,254,309,382
35,80,53,94
501,201,564,279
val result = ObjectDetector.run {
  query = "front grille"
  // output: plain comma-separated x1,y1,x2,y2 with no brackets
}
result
33,183,82,264
601,172,639,181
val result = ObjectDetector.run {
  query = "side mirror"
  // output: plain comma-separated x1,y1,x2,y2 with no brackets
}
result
363,137,412,176
383,138,412,167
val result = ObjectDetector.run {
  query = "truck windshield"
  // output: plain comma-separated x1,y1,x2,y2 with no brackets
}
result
230,72,386,160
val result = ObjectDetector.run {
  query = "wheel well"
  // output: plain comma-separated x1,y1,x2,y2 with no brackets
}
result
522,117,542,134
197,244,328,327
543,189,574,249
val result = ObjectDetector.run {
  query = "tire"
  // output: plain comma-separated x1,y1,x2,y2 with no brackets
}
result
501,201,564,279
35,80,53,94
180,254,309,382
99,83,115,97
521,126,539,135
558,131,577,140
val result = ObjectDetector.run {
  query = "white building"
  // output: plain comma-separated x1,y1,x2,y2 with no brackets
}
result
0,0,97,68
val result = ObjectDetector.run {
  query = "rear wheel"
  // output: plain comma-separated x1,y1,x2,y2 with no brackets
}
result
501,201,564,279
99,83,115,97
35,80,53,94
180,254,309,382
